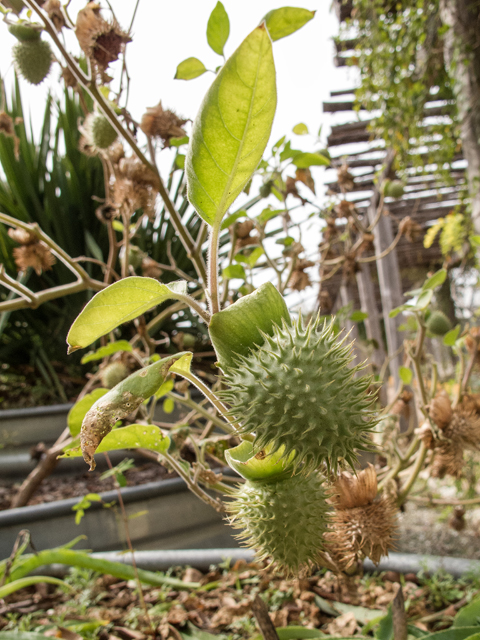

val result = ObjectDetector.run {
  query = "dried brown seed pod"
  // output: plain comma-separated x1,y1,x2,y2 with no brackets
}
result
13,242,56,275
140,101,187,146
399,216,423,242
43,0,65,30
428,390,452,430
75,2,130,69
337,163,354,192
332,464,378,510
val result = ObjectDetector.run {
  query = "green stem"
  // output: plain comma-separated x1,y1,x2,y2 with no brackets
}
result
208,225,221,314
168,392,233,434
8,549,199,590
175,293,210,323
397,441,428,506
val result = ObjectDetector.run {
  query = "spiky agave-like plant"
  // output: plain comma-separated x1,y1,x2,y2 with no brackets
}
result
222,315,376,473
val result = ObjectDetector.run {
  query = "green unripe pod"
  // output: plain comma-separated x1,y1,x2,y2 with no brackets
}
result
385,180,405,199
13,39,52,85
228,472,330,575
426,310,452,336
222,315,376,474
8,23,41,41
91,114,118,149
259,182,272,198
99,361,129,389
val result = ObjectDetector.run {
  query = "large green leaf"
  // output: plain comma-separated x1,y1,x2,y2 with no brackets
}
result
263,7,315,41
186,24,276,227
67,277,187,351
421,629,480,640
207,2,230,56
454,597,480,627
62,424,170,459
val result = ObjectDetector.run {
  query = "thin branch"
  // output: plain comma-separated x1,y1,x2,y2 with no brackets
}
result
207,225,221,314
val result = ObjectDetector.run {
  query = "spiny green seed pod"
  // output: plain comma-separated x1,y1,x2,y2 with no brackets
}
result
8,23,41,41
427,310,452,337
99,361,129,389
228,472,330,575
13,39,52,85
222,316,375,473
91,114,118,149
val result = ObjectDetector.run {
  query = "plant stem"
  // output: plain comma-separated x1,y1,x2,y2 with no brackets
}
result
175,294,210,323
207,225,221,314
168,392,233,434
397,441,428,506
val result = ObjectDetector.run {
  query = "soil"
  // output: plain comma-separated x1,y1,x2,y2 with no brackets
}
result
0,557,475,638
0,462,177,511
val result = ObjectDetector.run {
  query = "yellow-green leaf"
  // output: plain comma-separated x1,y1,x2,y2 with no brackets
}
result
292,152,329,168
292,122,309,135
68,388,109,437
81,340,133,364
186,24,276,226
207,1,230,56
62,424,170,459
175,57,207,80
263,7,315,41
67,277,187,352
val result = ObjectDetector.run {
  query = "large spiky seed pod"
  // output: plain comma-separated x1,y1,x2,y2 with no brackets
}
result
228,473,330,575
222,316,376,473
326,466,397,570
13,39,53,85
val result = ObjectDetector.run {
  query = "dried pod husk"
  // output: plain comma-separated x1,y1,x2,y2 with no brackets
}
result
222,315,376,474
460,393,480,415
337,163,354,192
140,101,187,146
444,406,480,450
428,391,452,430
228,472,330,575
327,466,397,569
75,2,130,69
9,228,55,274
431,439,464,478
43,0,65,30
288,259,315,292
80,355,180,470
118,157,158,188
334,199,356,219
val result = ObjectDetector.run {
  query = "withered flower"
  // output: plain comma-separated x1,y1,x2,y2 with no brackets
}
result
0,111,20,160
399,216,423,243
321,217,338,242
326,465,398,569
140,101,188,147
118,157,157,188
295,167,315,194
337,163,355,192
233,219,259,251
428,390,453,430
75,2,130,69
43,0,65,31
334,199,356,219
288,259,315,291
141,257,163,279
9,227,56,275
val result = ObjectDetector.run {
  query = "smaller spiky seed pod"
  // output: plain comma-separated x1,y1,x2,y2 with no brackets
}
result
228,473,330,575
13,39,53,85
222,316,376,474
91,114,118,149
100,361,129,389
427,310,452,336
9,23,42,41
327,466,397,570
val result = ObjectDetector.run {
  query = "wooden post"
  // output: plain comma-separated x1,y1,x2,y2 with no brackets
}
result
356,262,387,371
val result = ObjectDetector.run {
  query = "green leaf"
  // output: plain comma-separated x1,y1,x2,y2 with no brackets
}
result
248,626,327,640
399,366,413,385
170,135,189,147
235,247,264,268
292,152,329,168
175,154,186,169
292,122,309,135
81,340,133,364
419,629,480,639
332,601,384,624
454,596,480,627
423,268,447,291
350,310,368,322
207,1,230,56
263,7,315,41
67,277,187,351
416,289,433,310
0,634,54,640
471,235,480,247
175,57,208,80
163,397,175,414
223,264,246,280
67,388,109,437
221,210,248,230
257,207,285,224
0,576,72,599
63,424,170,459
225,440,295,481
169,352,194,377
186,24,276,227
155,378,175,398
209,281,290,368
443,325,461,346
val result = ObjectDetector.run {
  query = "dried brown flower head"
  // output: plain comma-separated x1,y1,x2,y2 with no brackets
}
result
95,202,118,223
444,406,480,449
43,0,65,30
399,216,423,243
118,157,157,188
343,252,359,278
460,393,480,415
141,257,163,279
8,227,36,245
140,101,187,146
431,439,464,478
235,219,254,239
334,199,356,219
322,217,338,242
0,111,20,159
295,167,315,194
288,258,315,291
337,163,354,192
75,3,130,69
61,65,77,88
107,140,125,165
327,466,397,569
13,242,56,275
428,390,452,430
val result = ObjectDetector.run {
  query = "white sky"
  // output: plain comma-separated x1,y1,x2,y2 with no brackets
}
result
0,1,360,307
